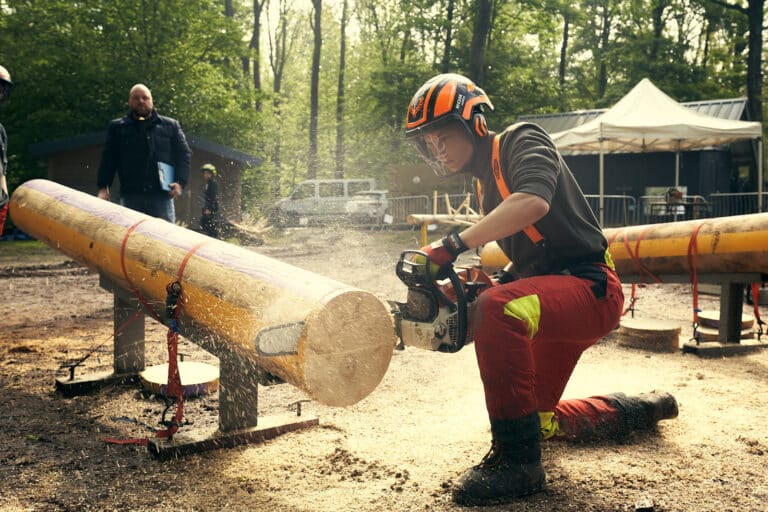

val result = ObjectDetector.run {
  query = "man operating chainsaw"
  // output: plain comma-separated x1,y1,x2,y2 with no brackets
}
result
403,73,678,506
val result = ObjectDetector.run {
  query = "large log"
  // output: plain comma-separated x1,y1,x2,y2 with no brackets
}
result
603,215,768,278
10,179,395,407
479,213,768,279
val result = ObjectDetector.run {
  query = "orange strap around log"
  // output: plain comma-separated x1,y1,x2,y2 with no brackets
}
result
105,228,206,446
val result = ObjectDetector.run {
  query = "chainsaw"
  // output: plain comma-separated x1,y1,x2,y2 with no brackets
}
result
390,250,494,353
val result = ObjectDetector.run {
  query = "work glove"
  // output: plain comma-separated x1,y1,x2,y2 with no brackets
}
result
416,232,469,279
494,262,517,285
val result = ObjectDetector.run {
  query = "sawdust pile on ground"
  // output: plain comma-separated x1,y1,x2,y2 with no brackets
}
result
1,226,767,512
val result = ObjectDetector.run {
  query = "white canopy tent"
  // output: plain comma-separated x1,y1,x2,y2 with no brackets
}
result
550,78,763,225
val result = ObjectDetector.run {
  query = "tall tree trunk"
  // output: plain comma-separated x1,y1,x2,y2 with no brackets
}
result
399,31,411,63
710,0,763,122
251,0,267,111
335,0,348,179
440,0,455,73
469,0,492,84
597,0,610,100
269,0,294,196
745,0,763,123
712,0,764,194
559,16,569,108
650,0,667,60
702,17,711,71
368,3,388,65
308,0,322,180
224,0,250,76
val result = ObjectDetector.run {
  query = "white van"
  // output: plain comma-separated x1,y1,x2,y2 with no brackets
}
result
270,178,387,226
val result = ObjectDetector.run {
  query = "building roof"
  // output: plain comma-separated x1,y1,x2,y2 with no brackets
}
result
29,130,263,166
516,97,749,135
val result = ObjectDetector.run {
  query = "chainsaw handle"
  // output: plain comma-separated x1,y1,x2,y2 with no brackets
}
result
395,250,469,353
436,268,468,353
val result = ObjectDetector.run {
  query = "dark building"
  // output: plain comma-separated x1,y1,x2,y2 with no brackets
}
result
29,132,262,227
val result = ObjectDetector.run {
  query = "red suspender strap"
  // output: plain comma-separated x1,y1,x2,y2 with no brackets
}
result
475,180,484,215
491,135,544,245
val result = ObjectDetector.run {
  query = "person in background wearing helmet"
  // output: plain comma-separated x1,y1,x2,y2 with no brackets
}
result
0,65,13,235
404,73,678,506
96,83,191,223
199,163,220,239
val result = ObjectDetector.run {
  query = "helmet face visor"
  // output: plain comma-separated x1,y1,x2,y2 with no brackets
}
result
406,118,475,177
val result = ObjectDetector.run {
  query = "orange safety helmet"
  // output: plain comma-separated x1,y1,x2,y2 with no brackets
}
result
405,73,494,175
0,65,13,100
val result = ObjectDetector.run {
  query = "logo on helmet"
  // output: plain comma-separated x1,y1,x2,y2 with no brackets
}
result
454,94,466,113
409,96,425,119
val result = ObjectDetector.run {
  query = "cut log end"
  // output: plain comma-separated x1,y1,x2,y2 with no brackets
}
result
618,318,682,353
303,291,396,407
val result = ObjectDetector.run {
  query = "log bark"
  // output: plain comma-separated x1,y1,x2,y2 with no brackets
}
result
603,214,768,278
10,180,395,407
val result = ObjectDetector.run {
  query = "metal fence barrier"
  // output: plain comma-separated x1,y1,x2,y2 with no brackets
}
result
386,195,431,226
708,192,760,218
636,195,711,225
386,191,765,229
584,195,637,227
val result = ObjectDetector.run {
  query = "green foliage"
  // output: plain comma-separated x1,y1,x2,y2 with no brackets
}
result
0,0,259,190
0,0,761,211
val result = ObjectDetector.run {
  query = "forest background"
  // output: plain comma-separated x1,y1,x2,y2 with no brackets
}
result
0,0,764,217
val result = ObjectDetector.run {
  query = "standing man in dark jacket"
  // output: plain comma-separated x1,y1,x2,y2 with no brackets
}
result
0,65,13,234
199,163,221,238
97,83,191,223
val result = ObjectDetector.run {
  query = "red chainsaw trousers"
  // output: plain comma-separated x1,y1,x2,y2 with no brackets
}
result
0,203,7,233
471,265,623,420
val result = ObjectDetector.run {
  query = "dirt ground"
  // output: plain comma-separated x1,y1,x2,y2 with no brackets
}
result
1,226,767,512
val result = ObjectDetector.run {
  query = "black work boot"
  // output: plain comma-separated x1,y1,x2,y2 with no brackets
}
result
452,412,546,506
607,390,679,434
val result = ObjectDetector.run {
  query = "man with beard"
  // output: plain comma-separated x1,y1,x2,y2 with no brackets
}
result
97,83,191,222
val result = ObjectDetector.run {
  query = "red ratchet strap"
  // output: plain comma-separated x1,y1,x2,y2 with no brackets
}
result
105,221,206,445
608,230,636,317
686,224,705,342
750,283,765,340
619,228,663,317
623,228,662,285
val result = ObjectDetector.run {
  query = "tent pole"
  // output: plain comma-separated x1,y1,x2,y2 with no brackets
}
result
674,142,681,222
759,138,764,213
599,138,605,227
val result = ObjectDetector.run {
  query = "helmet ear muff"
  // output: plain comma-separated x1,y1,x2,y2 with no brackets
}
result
472,112,488,137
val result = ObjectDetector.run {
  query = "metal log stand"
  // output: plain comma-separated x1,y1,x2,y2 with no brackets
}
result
55,276,318,460
624,273,768,358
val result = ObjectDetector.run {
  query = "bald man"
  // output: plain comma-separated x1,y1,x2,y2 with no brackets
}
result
97,83,191,222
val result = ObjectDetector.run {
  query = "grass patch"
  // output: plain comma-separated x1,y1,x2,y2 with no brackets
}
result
0,240,70,266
